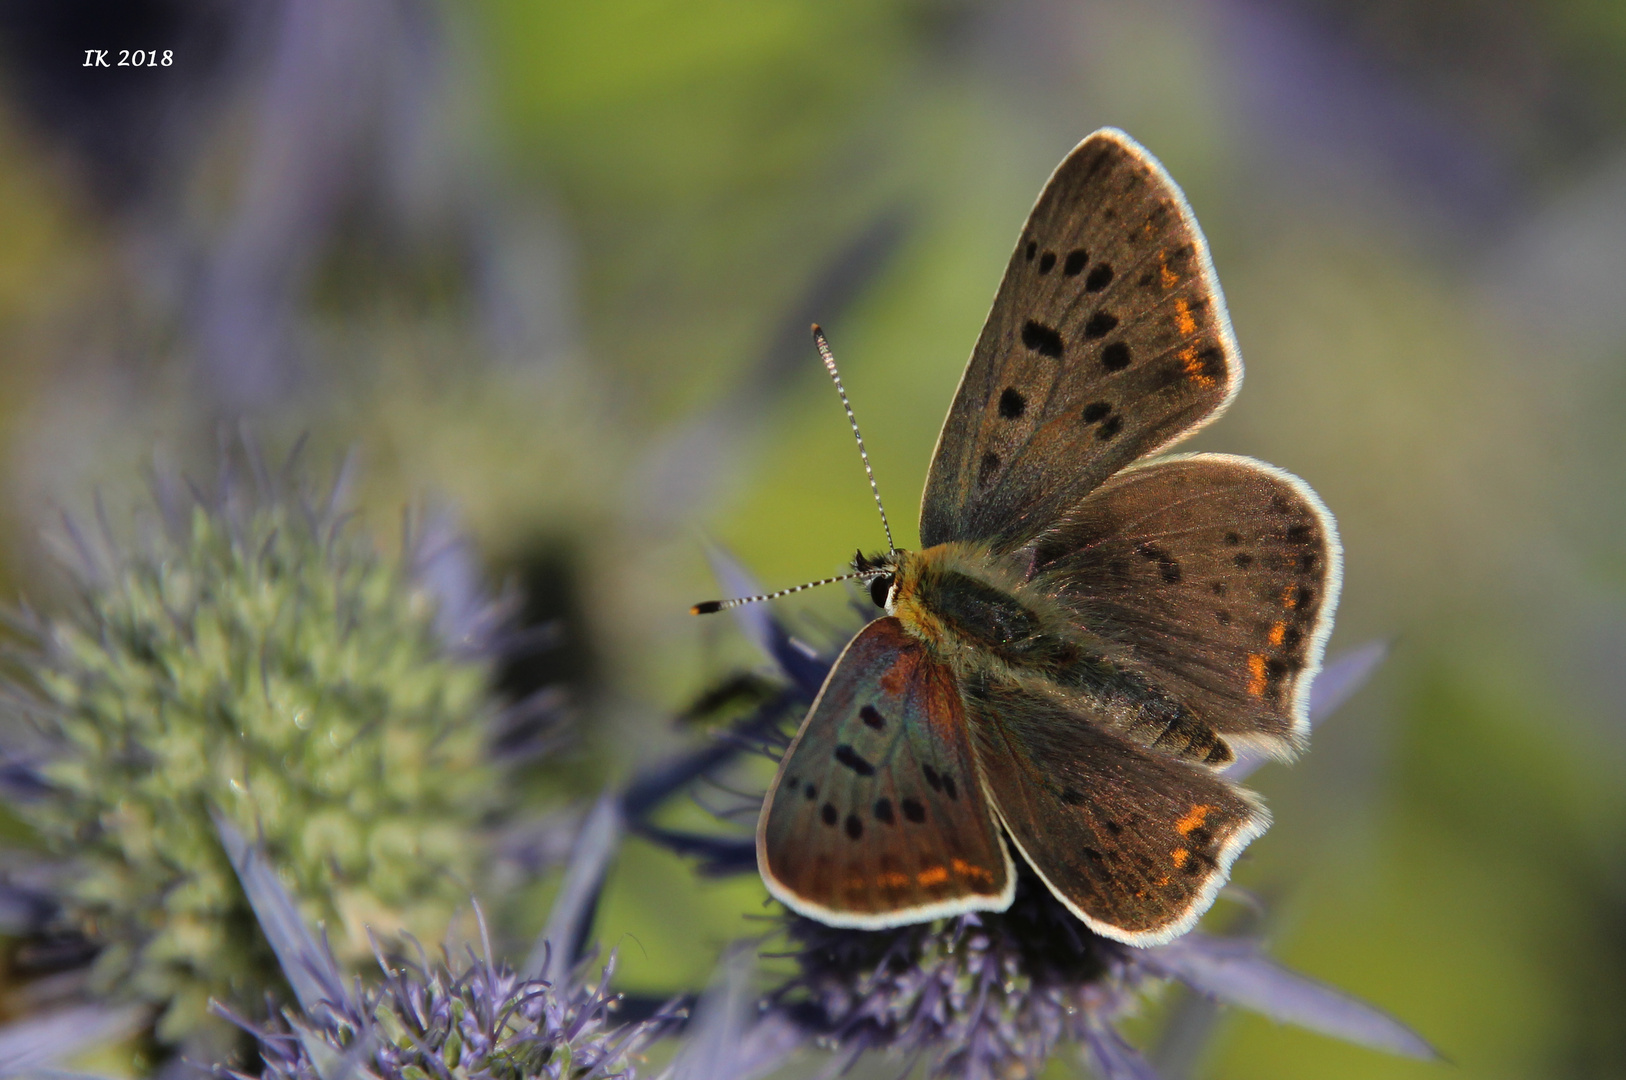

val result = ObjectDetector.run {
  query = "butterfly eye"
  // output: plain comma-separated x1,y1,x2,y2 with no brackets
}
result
869,574,895,609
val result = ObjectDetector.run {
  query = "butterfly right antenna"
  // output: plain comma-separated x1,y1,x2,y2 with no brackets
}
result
813,324,896,555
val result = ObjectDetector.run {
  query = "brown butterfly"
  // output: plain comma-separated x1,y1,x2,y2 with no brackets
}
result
714,129,1340,946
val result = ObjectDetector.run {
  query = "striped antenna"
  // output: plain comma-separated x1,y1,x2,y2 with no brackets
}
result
691,569,884,615
813,325,896,555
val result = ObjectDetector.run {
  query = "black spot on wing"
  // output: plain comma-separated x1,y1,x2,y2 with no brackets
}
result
1060,786,1086,806
821,803,838,826
1136,543,1182,584
874,798,894,824
844,814,863,840
998,388,1026,419
1021,320,1065,358
1063,249,1088,275
1039,251,1056,274
1084,264,1114,292
1084,311,1119,339
860,705,886,730
1224,532,1241,546
803,782,817,800
1097,415,1122,440
1233,553,1254,568
902,797,927,823
834,744,875,776
942,773,958,800
1081,401,1112,423
1100,342,1131,371
1024,240,1037,261
978,452,1000,488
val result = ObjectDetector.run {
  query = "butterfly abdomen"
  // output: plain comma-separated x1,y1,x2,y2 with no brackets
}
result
1046,661,1235,767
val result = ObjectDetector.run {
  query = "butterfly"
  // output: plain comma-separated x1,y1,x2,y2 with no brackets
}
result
741,129,1340,946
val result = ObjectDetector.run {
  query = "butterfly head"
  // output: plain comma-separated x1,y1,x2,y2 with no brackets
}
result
852,548,903,612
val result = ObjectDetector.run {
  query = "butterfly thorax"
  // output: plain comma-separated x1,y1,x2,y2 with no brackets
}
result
887,543,1085,678
887,543,1234,767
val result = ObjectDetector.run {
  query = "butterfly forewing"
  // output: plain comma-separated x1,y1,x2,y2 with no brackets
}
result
965,677,1268,945
758,617,1014,927
1031,454,1341,754
921,129,1240,551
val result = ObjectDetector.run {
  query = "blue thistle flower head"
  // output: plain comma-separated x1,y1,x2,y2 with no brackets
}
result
773,873,1138,1079
226,944,664,1080
212,793,679,1080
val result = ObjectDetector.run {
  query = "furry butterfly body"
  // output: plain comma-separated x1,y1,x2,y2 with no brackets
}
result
755,129,1340,946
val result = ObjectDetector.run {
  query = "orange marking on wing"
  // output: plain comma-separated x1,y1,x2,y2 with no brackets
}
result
1179,343,1217,389
917,866,949,887
1246,653,1268,697
1281,584,1299,609
1160,261,1178,289
1175,804,1215,836
1154,874,1171,887
951,858,994,886
1171,847,1190,868
878,652,916,697
1268,621,1286,646
1174,299,1197,335
877,871,911,890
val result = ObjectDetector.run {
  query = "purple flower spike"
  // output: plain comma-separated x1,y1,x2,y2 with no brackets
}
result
665,948,803,1080
1227,640,1388,780
213,813,349,1017
1082,1015,1163,1080
1144,933,1437,1059
0,1003,146,1078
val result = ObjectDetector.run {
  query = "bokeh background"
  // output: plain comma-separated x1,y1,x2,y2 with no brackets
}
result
0,1,1624,1077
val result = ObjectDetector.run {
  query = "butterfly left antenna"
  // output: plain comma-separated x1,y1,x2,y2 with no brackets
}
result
690,326,897,617
691,569,884,615
813,324,896,555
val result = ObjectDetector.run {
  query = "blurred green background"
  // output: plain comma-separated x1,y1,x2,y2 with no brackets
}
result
2,1,1625,1077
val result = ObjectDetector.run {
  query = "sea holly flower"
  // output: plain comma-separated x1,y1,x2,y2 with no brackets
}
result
0,447,508,1045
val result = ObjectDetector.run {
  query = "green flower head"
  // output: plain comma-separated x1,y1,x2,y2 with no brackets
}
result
8,454,504,1043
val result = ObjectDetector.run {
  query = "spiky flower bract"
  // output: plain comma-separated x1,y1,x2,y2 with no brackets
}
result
4,456,504,1042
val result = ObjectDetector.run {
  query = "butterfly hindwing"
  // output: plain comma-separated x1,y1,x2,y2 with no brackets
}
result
921,128,1241,551
757,617,1014,927
1031,454,1342,755
965,675,1268,945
